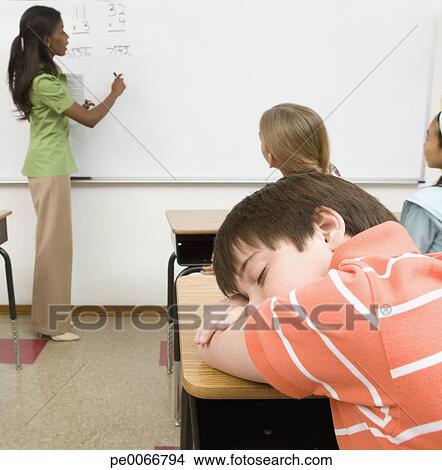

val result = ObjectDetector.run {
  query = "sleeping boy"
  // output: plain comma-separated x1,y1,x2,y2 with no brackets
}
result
196,173,442,449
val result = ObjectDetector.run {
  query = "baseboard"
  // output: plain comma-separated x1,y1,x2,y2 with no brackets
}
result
0,305,167,316
0,305,31,315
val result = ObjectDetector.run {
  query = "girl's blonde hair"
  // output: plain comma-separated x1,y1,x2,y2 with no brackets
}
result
259,103,331,176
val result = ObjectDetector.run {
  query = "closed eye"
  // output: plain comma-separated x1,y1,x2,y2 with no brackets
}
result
257,266,267,286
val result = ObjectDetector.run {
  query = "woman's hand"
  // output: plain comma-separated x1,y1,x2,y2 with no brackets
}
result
65,77,126,128
82,99,95,110
111,74,126,97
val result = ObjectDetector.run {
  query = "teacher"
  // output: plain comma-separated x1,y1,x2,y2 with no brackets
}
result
8,6,126,341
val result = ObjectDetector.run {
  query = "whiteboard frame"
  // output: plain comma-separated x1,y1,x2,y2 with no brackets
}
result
0,177,423,185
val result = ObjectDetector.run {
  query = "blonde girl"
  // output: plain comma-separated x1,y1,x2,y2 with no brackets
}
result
259,103,340,177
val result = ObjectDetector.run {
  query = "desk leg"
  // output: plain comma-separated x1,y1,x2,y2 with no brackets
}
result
180,390,201,450
0,247,22,370
174,359,181,427
180,388,192,450
172,266,202,426
188,394,200,450
167,252,176,375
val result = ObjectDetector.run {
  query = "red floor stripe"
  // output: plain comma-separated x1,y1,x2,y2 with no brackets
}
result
0,338,48,364
159,340,167,366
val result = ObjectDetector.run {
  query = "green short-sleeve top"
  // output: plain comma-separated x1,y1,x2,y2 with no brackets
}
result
22,69,77,177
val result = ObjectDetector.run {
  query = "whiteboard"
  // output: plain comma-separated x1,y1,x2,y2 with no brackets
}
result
0,0,437,182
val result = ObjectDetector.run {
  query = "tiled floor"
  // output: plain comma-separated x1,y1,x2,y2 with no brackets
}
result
0,338,48,364
0,315,180,449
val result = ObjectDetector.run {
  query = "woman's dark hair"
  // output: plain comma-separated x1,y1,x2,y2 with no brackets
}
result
8,6,61,120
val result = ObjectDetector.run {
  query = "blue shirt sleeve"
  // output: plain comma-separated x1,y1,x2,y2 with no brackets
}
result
401,202,438,253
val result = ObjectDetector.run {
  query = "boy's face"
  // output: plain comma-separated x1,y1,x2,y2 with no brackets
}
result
424,120,442,169
234,230,337,306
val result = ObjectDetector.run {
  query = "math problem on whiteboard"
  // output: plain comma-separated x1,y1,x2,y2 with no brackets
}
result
65,2,131,59
108,2,127,33
72,4,90,35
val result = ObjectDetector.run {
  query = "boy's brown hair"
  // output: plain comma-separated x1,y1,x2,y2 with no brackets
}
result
259,103,330,176
213,173,397,297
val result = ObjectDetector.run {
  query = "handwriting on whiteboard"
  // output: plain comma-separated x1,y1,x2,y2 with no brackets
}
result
67,3,130,59
72,4,90,35
67,47,93,59
106,45,131,56
107,2,127,33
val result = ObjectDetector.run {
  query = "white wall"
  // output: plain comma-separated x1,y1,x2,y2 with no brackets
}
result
0,181,425,306
1,9,441,307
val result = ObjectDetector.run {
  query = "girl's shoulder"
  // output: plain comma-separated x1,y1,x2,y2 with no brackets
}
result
407,185,442,202
405,185,442,222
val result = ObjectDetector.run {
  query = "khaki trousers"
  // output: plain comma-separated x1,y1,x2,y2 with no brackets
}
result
28,176,73,336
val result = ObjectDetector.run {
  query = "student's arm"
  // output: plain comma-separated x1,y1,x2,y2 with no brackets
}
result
195,294,248,345
199,321,265,383
401,202,437,253
199,287,356,399
63,75,126,128
199,296,317,395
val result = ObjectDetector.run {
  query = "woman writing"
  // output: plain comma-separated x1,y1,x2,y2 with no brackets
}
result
8,5,126,341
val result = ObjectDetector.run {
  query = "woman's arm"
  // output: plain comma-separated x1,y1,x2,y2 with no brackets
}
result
63,74,126,128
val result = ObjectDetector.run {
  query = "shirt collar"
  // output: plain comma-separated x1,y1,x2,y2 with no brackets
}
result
329,221,419,270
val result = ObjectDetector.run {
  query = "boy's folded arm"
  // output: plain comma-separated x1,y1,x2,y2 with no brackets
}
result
198,294,329,398
195,294,248,345
199,322,266,383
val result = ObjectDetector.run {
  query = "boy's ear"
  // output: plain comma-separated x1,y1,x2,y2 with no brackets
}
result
267,152,276,168
314,207,347,251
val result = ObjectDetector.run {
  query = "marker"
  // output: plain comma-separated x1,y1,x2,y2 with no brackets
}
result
71,176,92,181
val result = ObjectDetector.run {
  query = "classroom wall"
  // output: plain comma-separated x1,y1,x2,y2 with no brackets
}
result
1,9,440,308
0,181,429,306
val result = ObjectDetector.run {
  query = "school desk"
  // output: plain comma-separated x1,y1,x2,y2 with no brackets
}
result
165,209,229,424
0,211,22,369
177,274,338,450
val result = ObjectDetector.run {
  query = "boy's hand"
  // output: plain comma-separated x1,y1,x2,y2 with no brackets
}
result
201,264,214,276
195,316,230,345
195,295,248,346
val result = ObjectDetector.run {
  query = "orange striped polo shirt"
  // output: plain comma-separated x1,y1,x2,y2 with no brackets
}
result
245,221,442,449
